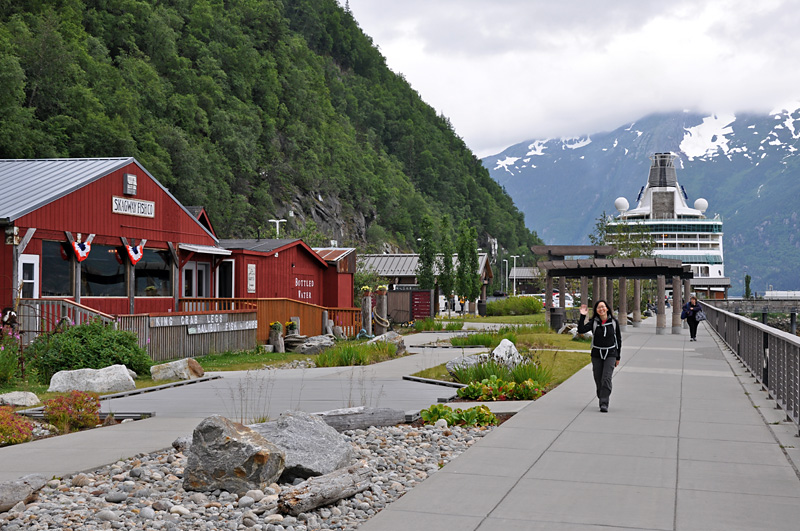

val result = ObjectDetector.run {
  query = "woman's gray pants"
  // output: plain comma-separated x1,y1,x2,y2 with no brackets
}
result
592,355,616,407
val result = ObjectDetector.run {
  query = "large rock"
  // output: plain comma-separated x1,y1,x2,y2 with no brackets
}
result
366,331,406,355
0,391,40,407
287,335,335,355
445,354,483,377
48,364,135,393
183,415,285,495
150,358,205,382
249,410,355,483
489,339,524,369
0,474,47,512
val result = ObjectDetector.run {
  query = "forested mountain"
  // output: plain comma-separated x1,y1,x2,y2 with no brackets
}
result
483,108,800,294
0,0,539,255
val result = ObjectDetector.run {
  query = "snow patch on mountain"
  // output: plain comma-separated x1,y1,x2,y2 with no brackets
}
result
680,114,736,160
526,140,548,156
494,156,520,174
562,137,591,150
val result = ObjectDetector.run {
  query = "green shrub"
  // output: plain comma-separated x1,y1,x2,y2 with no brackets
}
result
419,404,497,427
510,360,553,385
444,321,464,331
316,341,397,367
486,296,542,316
0,330,21,385
451,360,512,384
25,319,151,384
456,375,544,401
0,406,33,446
43,391,100,433
413,318,443,331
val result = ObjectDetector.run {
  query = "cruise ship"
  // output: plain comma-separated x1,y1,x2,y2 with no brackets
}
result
609,152,730,299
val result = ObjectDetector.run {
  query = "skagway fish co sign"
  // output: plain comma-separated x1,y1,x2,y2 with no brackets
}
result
112,196,155,218
149,313,258,335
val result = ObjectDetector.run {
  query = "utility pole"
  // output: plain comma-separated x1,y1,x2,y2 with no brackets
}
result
268,218,287,238
511,255,520,296
503,259,508,296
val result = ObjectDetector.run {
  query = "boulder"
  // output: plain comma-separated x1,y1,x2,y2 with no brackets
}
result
183,415,285,495
445,354,482,377
249,410,355,483
366,331,406,355
48,364,135,393
0,391,40,408
150,358,205,382
288,335,335,355
489,339,524,369
332,326,345,340
0,474,47,512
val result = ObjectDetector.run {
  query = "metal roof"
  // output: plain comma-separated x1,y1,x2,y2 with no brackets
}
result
179,243,232,256
218,239,300,253
359,253,491,278
0,158,134,222
312,247,356,262
0,157,219,242
509,267,540,280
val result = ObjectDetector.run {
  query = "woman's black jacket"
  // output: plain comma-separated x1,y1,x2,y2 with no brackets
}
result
577,314,622,360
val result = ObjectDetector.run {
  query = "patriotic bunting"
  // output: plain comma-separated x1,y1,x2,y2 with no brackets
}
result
72,241,92,262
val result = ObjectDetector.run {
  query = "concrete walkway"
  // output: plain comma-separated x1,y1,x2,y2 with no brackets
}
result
359,318,800,531
4,319,800,531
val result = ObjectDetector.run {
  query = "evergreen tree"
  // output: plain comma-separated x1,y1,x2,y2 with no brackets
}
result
437,215,455,314
456,220,480,308
416,215,436,290
744,274,752,299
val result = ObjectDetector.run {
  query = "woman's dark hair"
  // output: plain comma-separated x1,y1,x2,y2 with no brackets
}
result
592,299,615,320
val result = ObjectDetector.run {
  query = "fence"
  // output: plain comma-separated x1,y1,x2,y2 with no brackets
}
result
16,299,116,346
178,298,362,343
117,311,257,362
702,302,800,433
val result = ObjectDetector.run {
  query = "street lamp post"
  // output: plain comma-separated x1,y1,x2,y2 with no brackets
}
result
511,255,520,296
268,218,287,238
502,259,508,296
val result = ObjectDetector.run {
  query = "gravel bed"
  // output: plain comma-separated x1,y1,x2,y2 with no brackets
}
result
0,422,492,530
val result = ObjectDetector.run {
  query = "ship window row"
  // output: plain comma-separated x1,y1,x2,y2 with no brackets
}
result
646,223,722,233
658,253,724,264
659,242,720,250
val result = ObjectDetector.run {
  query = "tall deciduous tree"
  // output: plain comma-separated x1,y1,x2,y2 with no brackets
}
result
456,220,480,307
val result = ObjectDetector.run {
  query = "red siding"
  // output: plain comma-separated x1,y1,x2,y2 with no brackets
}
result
15,163,216,248
231,244,326,305
1,241,13,308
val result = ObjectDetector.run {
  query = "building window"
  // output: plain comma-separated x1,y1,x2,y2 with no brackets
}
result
135,249,172,296
41,241,73,297
81,244,126,296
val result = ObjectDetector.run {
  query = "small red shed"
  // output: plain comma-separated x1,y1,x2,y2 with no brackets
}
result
218,239,329,304
313,247,356,308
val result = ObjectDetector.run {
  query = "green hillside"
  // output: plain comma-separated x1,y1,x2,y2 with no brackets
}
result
0,0,539,254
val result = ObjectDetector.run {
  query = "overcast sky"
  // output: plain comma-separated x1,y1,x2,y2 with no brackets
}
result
344,0,800,158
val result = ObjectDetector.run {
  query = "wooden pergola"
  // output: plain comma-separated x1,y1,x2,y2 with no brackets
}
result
531,245,694,334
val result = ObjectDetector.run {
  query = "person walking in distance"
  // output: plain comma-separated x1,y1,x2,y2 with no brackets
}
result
577,300,622,413
682,295,702,341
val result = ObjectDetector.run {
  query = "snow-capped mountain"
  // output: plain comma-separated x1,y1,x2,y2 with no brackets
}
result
482,106,800,294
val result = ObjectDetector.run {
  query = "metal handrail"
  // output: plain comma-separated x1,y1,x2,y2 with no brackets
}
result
702,302,800,433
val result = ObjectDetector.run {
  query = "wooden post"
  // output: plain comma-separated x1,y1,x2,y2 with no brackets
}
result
592,276,601,309
618,277,627,331
559,276,566,309
361,293,372,335
672,275,682,334
545,275,554,325
633,279,642,327
580,276,588,308
683,278,692,330
374,291,388,335
606,277,615,314
656,275,667,334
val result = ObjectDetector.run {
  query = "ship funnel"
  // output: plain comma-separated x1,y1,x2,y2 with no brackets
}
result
648,152,678,188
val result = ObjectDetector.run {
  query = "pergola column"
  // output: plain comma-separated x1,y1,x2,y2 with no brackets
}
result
598,276,607,302
559,276,566,309
683,278,692,329
545,274,554,324
580,276,588,308
618,277,627,331
606,277,615,314
672,275,682,334
656,275,667,334
633,279,642,327
592,276,601,308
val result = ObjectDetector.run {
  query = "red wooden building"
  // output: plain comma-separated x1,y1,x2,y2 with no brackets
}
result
313,247,356,308
217,239,329,305
0,158,228,315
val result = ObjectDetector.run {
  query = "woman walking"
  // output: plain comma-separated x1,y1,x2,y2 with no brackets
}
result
577,300,622,413
682,295,702,341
